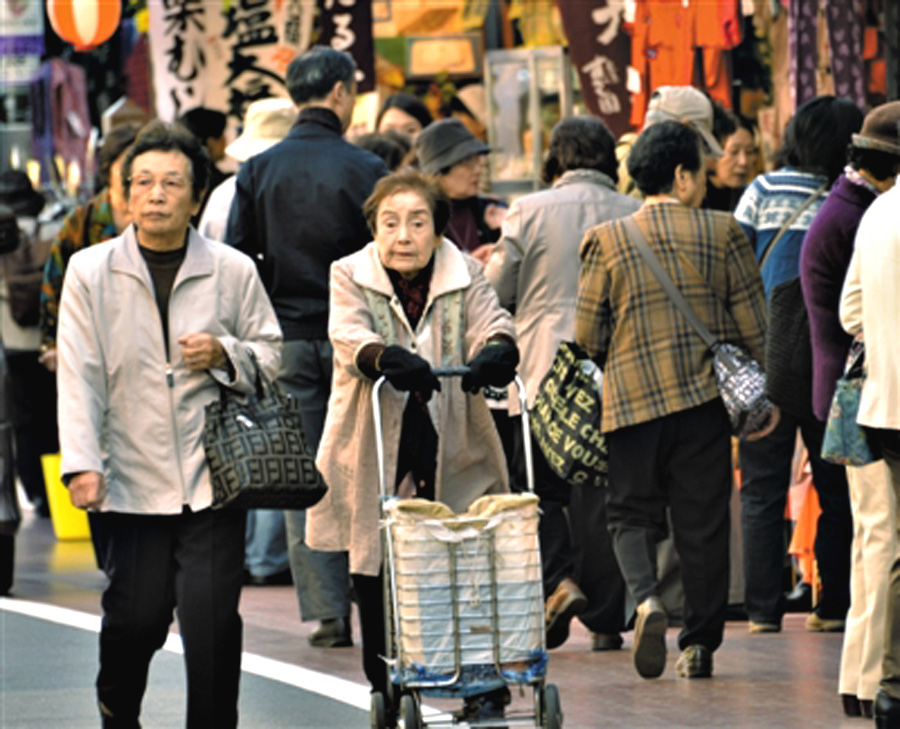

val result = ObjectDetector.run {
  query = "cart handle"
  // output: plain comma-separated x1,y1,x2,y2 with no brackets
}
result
372,370,534,498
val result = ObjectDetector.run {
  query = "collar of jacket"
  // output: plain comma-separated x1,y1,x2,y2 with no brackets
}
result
552,168,617,191
111,224,215,292
292,106,343,135
351,237,472,302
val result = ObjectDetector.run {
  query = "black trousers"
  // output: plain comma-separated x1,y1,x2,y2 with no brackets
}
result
510,419,626,633
5,350,58,510
605,400,732,652
92,507,246,728
352,571,389,697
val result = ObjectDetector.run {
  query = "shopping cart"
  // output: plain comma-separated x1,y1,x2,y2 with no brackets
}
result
370,368,562,729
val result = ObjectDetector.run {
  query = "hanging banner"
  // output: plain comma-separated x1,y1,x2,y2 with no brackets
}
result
149,0,315,123
0,0,44,84
316,0,375,93
555,0,631,137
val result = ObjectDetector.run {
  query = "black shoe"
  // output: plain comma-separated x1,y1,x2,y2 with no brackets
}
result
875,689,900,728
308,617,353,648
675,644,712,678
842,694,862,717
244,567,293,586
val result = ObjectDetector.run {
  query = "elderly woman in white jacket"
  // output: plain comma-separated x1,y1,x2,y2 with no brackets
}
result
307,169,518,720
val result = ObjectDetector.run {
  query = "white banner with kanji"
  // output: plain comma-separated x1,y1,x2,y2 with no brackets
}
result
149,0,315,124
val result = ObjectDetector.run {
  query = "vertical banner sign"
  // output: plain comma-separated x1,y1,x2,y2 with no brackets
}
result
316,0,375,93
0,0,44,84
555,0,631,137
149,0,315,123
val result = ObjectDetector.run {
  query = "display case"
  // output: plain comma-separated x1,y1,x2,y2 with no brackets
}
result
483,46,584,198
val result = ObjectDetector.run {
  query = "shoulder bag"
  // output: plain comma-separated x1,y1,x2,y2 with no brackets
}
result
759,183,827,420
531,341,608,488
821,338,878,466
623,217,773,438
3,220,53,327
202,350,328,509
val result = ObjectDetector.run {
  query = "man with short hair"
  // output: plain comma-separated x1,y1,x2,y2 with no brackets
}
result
227,46,388,648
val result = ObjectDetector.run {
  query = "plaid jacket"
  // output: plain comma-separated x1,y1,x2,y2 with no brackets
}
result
576,202,767,433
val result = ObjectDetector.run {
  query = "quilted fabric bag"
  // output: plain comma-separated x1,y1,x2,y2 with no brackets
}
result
821,340,877,467
203,351,327,509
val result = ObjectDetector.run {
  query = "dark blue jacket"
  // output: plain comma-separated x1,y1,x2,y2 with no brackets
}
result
226,108,388,340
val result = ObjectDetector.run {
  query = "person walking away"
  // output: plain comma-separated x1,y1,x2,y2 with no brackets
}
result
57,121,282,727
576,121,770,680
735,95,863,635
486,116,637,651
839,116,900,727
227,46,388,648
805,102,900,719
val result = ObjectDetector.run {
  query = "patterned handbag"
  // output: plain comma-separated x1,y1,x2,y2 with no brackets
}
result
202,351,327,509
624,217,773,438
821,340,876,467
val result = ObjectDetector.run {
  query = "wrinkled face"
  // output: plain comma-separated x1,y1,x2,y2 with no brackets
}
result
128,150,199,241
440,154,485,199
715,127,757,188
378,108,424,140
375,190,439,279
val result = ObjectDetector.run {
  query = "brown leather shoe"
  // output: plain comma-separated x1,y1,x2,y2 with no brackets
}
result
675,644,713,678
545,578,588,649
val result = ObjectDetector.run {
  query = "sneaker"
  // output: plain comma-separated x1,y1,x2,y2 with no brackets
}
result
308,616,353,648
748,620,781,634
633,596,667,679
545,578,588,650
805,612,845,633
591,632,624,651
675,644,713,678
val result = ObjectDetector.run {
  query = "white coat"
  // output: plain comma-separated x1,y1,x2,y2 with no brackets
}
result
57,225,283,513
307,239,516,576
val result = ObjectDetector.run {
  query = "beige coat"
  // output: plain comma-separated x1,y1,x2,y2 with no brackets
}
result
57,225,283,513
308,239,516,575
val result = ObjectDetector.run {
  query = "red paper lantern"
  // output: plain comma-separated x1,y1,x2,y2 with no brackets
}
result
47,0,121,52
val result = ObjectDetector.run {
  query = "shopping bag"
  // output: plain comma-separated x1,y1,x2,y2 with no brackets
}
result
530,342,607,488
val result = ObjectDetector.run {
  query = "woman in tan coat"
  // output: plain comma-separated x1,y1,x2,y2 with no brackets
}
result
307,169,518,721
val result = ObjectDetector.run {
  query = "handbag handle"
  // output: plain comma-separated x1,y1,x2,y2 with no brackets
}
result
217,347,271,404
623,216,719,350
758,182,827,272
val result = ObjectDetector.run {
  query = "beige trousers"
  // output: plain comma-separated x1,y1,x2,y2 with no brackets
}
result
839,460,897,700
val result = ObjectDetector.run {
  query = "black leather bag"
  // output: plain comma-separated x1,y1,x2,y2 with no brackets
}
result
764,277,814,420
2,222,52,328
202,351,327,510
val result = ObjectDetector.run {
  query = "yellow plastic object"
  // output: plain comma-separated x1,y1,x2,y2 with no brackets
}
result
41,454,91,541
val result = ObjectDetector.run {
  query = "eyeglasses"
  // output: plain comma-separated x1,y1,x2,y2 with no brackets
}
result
129,175,189,194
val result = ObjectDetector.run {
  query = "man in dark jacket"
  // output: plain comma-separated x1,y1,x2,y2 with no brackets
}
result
226,47,388,648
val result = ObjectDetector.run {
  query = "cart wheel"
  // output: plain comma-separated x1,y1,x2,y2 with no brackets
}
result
370,691,387,729
542,683,562,729
399,693,420,729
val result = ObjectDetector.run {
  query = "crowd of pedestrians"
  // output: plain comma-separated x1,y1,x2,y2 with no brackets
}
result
3,43,900,728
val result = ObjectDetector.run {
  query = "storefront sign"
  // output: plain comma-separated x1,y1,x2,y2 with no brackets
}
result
316,0,375,93
149,0,315,123
556,0,631,136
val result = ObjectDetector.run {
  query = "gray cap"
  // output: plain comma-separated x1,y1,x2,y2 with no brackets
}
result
414,118,489,174
645,86,724,158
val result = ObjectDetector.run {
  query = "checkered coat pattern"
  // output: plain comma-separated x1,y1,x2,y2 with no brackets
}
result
576,202,767,434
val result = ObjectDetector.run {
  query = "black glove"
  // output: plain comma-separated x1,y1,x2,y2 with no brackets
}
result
378,345,441,401
461,340,520,394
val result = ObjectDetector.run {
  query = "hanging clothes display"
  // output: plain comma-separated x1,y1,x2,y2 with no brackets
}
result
627,0,742,128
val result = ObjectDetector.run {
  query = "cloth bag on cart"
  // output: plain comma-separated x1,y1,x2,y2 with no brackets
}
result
202,350,327,510
385,494,544,681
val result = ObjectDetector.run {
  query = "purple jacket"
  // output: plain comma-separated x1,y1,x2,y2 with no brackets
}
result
800,173,877,421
